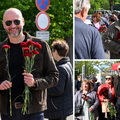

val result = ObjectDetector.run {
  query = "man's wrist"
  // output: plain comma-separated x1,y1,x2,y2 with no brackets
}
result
32,81,36,87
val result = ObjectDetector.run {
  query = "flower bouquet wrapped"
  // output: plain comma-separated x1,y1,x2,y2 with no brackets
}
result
3,45,12,116
82,93,95,120
20,40,42,115
98,84,117,118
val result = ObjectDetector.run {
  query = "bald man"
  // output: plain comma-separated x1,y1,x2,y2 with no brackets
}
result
0,8,58,120
113,64,120,120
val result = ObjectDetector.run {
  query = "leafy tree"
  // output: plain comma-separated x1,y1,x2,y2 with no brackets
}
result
89,0,120,14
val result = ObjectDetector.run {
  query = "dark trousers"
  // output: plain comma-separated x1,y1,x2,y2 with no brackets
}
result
116,102,120,120
49,117,66,120
1,106,44,120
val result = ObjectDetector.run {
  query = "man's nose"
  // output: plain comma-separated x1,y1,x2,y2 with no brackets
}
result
10,21,16,27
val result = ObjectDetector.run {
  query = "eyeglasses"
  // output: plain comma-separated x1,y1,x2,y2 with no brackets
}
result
92,16,95,18
118,68,120,70
106,78,111,80
4,19,21,26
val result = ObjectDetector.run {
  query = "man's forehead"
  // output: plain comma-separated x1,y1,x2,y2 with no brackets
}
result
3,8,23,20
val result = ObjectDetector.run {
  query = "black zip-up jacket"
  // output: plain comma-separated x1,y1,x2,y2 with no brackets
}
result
44,57,73,119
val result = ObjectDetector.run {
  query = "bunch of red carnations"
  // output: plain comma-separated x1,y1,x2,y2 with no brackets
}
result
98,84,117,118
98,26,107,36
20,40,42,115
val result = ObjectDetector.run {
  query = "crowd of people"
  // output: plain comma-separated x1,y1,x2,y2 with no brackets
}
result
75,64,120,120
75,0,120,59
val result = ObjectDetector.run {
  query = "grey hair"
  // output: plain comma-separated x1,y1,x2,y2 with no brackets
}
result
75,0,90,14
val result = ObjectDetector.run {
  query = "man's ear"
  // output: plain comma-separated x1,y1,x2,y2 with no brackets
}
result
81,8,86,17
2,20,5,29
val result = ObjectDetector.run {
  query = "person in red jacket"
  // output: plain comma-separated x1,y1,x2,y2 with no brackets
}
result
97,74,115,120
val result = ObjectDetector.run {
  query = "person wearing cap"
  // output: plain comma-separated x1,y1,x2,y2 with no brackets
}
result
113,64,120,120
89,76,99,92
105,13,109,23
84,19,92,26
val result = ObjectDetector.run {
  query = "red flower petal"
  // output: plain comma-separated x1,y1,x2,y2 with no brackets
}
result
116,31,120,41
26,40,35,46
31,50,39,55
20,42,27,48
3,45,10,49
23,52,31,57
34,42,42,49
23,47,29,53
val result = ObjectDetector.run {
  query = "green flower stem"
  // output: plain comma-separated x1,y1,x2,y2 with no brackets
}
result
22,46,37,115
9,88,12,116
107,102,117,118
86,101,95,120
5,49,12,116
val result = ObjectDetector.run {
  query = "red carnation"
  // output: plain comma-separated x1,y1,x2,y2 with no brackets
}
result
23,52,31,57
85,98,88,101
116,31,120,41
23,47,29,53
26,40,35,47
103,24,106,26
3,45,10,49
31,50,39,56
20,42,27,48
34,42,42,49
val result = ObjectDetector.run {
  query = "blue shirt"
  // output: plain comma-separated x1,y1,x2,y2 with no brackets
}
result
75,17,106,59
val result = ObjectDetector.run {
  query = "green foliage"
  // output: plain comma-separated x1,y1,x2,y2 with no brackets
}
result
89,0,120,14
0,0,73,43
75,61,120,80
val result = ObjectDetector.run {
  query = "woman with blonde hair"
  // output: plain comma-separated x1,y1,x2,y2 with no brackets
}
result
92,13,102,30
75,79,99,120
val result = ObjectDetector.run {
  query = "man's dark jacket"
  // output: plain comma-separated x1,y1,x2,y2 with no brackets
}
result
75,80,81,91
0,32,59,115
44,57,73,119
114,75,119,97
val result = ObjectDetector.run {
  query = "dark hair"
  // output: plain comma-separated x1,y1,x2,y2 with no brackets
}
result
112,11,118,17
77,74,82,79
52,39,69,57
109,15,117,22
92,13,101,22
106,74,114,85
97,11,103,17
106,74,114,79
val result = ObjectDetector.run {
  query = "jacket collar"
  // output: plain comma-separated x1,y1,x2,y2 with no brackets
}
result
56,57,70,66
115,20,120,31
